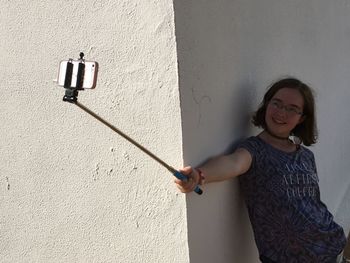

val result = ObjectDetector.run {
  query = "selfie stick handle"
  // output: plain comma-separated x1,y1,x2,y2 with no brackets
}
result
74,101,203,195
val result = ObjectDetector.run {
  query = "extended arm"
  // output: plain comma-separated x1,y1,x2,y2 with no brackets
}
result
175,148,252,193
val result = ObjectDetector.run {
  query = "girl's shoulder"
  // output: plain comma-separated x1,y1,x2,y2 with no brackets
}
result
238,136,315,159
236,136,263,155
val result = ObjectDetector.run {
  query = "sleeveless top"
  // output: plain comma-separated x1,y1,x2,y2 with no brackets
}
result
238,136,346,262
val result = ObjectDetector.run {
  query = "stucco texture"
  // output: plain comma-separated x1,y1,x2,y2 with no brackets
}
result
0,1,188,262
2,1,350,262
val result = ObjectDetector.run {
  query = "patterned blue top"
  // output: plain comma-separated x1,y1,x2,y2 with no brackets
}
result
238,136,346,262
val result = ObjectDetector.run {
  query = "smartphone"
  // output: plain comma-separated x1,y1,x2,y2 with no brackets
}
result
57,59,98,89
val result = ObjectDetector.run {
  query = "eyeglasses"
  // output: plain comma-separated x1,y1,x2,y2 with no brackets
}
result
268,99,303,117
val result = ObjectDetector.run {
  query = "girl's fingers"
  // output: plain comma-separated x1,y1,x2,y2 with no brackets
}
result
174,166,200,193
179,166,192,176
174,177,196,193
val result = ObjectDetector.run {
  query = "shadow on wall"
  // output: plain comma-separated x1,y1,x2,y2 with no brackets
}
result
174,1,259,263
336,184,350,239
336,183,350,259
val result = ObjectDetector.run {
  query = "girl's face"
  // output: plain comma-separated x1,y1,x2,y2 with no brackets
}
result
265,88,305,137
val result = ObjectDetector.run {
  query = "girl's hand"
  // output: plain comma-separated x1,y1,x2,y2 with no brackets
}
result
174,166,200,193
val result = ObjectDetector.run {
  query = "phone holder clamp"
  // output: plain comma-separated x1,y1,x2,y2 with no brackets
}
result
62,52,85,103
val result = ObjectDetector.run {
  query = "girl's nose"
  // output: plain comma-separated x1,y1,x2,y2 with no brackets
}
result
274,108,287,118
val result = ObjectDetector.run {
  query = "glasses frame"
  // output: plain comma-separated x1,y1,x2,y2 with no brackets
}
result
268,99,303,117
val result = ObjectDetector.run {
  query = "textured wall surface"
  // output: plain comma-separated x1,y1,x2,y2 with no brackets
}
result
0,1,189,262
2,1,350,262
174,0,350,262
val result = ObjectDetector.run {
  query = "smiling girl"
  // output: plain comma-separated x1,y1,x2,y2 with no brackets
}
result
175,78,347,262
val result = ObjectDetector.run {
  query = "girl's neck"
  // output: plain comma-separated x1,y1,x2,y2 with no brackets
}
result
265,128,289,140
259,130,297,152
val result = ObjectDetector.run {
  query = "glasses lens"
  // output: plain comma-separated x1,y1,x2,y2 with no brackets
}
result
269,100,302,116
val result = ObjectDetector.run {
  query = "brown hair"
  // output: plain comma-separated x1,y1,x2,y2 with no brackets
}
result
252,78,318,146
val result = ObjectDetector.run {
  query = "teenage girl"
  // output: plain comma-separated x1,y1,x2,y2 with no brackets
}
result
175,78,347,262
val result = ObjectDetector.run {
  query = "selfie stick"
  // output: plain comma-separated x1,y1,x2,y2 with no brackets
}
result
61,53,203,195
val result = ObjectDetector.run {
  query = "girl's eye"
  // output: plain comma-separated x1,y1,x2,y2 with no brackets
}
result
271,101,281,108
286,107,299,114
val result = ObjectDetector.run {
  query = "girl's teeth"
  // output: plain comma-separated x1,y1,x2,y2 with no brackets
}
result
273,119,285,124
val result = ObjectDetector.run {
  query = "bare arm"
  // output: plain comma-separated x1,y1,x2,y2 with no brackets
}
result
199,148,252,183
175,148,252,193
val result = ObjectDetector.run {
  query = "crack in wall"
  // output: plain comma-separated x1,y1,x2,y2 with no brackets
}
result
6,176,10,190
191,87,212,127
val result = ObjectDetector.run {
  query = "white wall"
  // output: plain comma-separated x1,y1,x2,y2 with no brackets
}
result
2,1,349,262
0,1,189,262
174,0,350,262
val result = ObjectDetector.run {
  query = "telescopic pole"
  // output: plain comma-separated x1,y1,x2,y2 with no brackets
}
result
72,101,203,195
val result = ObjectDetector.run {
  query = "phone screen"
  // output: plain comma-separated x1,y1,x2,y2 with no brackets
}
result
57,60,98,89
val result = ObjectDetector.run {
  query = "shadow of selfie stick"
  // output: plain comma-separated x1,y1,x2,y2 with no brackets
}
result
58,53,203,195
